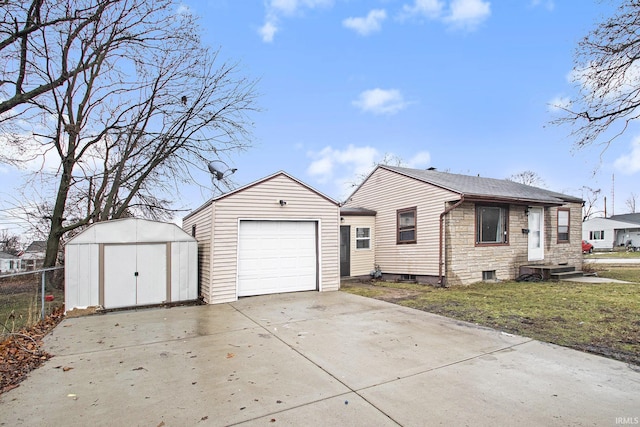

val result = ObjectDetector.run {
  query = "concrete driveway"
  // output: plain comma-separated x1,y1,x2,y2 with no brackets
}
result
1,291,639,426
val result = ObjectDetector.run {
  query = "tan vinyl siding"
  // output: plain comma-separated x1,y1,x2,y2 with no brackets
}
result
210,174,339,304
341,215,375,276
182,204,213,302
345,168,457,276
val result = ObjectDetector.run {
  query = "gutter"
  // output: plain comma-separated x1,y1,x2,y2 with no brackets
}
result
438,196,465,287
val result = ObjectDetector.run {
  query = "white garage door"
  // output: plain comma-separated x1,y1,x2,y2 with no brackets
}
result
103,244,167,309
238,221,317,297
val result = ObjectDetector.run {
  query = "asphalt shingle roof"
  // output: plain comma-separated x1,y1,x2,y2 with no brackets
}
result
381,166,583,205
609,213,640,224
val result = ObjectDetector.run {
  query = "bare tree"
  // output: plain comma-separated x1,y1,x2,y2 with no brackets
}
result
0,0,126,116
3,2,259,266
506,170,545,187
582,186,602,221
348,153,406,188
626,192,638,213
554,1,640,148
0,229,21,255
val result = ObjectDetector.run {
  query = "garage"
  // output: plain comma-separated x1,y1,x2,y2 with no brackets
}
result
237,220,317,296
183,171,340,304
65,218,198,312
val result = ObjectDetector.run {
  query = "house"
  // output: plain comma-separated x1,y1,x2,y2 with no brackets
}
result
20,240,46,270
342,165,584,285
0,251,23,274
64,218,198,312
182,171,340,304
582,214,640,250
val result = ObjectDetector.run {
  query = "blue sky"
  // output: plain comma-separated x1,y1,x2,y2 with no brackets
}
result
2,0,639,235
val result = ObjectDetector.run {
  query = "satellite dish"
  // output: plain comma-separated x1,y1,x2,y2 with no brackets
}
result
207,160,237,180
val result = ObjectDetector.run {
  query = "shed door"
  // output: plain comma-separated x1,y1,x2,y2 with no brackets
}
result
237,221,317,297
103,244,167,309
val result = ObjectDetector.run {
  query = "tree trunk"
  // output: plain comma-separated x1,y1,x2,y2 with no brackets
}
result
43,155,74,267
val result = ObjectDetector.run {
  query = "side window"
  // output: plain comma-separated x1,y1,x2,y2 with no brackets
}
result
356,227,371,249
557,209,570,242
191,224,197,237
397,207,417,244
476,205,508,244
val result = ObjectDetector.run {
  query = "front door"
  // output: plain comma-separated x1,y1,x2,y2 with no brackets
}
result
340,225,350,277
528,207,544,261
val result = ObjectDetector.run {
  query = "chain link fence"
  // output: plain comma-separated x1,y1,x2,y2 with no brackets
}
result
0,267,64,338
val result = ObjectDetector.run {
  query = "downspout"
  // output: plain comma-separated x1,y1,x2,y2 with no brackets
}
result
438,196,465,287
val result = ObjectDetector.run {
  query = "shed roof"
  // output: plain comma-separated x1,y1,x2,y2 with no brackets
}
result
376,166,583,205
67,218,195,245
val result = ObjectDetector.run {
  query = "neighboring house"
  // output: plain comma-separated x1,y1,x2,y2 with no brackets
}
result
21,240,46,270
0,251,23,274
342,165,584,286
183,171,340,304
582,215,640,250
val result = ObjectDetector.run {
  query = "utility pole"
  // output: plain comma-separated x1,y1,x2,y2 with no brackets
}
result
611,174,615,216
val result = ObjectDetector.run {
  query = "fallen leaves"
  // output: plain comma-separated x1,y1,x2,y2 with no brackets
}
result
0,306,64,395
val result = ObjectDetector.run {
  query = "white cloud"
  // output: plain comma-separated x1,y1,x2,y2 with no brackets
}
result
547,95,571,113
343,9,387,36
399,0,444,20
260,0,333,42
570,61,640,102
530,0,555,11
307,146,433,198
307,145,378,183
406,150,431,168
398,0,489,30
307,145,379,198
444,0,491,30
614,136,640,175
270,0,333,16
352,88,409,115
259,19,279,43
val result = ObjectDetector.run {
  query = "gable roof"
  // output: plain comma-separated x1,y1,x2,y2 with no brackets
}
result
609,213,640,224
25,241,46,253
0,251,20,260
184,171,339,221
583,217,640,229
377,166,583,205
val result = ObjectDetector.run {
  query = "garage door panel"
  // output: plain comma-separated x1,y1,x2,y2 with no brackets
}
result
238,221,317,297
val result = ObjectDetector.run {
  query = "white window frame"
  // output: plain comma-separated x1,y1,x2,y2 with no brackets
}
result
355,227,371,250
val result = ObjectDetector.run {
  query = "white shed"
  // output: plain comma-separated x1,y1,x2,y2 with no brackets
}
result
182,171,340,304
65,218,197,312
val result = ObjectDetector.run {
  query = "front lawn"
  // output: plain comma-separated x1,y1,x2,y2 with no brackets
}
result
585,251,640,259
341,277,640,365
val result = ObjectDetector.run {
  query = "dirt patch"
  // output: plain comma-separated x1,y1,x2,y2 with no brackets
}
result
341,280,422,303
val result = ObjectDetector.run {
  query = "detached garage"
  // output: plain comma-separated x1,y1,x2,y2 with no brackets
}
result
65,218,198,312
183,171,340,304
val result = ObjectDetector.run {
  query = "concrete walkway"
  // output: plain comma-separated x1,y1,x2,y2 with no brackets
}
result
1,292,639,426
